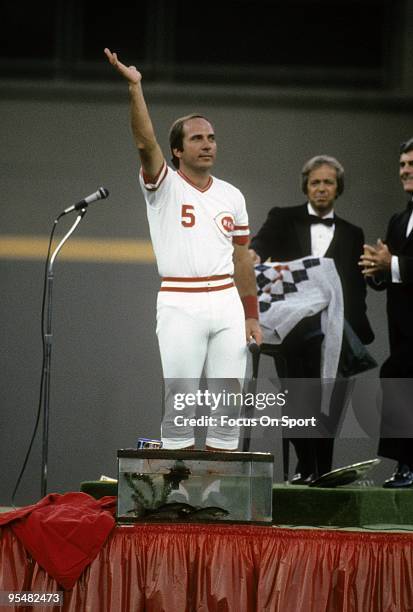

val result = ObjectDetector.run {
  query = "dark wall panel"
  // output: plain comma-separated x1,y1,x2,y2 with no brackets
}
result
1,89,412,505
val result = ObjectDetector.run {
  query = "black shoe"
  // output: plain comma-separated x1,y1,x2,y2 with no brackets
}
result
290,472,316,485
383,464,413,488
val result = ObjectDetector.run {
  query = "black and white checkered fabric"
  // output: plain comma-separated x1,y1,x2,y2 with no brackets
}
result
254,257,344,378
256,257,322,308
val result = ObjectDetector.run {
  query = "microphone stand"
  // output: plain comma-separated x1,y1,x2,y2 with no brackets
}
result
41,208,87,497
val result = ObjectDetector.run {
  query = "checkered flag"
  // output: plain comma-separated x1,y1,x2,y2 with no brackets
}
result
255,258,321,311
253,256,344,379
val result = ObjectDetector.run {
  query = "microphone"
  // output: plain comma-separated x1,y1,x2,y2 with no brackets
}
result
62,187,109,215
248,338,260,355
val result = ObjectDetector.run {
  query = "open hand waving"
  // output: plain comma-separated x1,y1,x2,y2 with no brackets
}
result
104,48,141,85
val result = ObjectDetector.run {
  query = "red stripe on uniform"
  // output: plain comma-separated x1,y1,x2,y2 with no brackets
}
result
162,274,231,282
233,225,249,230
177,170,213,192
160,282,234,293
142,163,168,190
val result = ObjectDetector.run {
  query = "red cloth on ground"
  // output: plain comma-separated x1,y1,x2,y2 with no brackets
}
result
0,492,116,589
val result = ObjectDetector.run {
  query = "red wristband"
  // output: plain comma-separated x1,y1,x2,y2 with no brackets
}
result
241,295,259,320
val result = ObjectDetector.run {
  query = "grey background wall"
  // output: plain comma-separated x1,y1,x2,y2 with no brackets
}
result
2,1,413,505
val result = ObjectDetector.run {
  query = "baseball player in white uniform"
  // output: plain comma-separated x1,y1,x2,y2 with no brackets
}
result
105,48,262,450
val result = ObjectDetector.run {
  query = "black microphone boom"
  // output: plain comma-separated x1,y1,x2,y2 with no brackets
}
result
62,187,109,215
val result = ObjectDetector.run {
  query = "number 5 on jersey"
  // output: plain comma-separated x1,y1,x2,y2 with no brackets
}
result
181,204,195,227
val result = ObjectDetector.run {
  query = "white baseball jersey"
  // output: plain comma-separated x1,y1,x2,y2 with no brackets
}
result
139,161,249,450
139,162,250,278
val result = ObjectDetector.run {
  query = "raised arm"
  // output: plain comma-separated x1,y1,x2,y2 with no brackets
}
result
104,48,164,179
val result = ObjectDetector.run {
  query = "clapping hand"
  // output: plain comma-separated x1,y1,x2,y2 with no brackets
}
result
359,239,392,276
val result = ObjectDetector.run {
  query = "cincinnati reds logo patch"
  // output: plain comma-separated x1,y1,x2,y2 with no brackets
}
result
214,212,235,236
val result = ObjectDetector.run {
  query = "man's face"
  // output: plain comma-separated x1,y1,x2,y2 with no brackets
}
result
399,150,413,194
307,164,338,216
174,118,217,173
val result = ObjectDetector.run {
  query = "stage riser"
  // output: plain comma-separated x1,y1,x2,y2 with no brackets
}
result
80,481,413,528
272,484,413,527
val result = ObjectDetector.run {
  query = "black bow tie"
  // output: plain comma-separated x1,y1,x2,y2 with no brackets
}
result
307,215,335,227
407,198,413,214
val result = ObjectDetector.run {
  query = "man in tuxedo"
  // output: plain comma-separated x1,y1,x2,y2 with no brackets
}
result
250,155,374,483
361,137,413,487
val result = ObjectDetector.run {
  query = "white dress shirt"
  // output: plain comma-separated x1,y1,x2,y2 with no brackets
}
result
307,202,335,257
391,204,413,282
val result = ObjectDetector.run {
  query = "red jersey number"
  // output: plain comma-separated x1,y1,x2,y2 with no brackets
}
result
181,204,195,227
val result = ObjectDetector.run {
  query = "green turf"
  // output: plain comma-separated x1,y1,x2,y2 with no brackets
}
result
272,484,413,528
80,481,118,499
80,480,413,528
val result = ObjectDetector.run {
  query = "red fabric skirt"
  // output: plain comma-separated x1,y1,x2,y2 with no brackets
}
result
1,522,413,611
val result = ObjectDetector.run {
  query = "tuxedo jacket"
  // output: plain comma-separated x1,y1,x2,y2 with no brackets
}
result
370,204,413,373
250,203,374,345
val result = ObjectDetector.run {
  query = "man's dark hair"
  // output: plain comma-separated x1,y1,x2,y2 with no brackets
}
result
400,138,413,155
169,114,211,169
301,155,345,196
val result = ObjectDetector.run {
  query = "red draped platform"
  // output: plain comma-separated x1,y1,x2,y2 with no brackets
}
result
1,521,413,611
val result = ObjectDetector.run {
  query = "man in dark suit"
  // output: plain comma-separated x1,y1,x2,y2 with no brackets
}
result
361,137,413,487
250,155,374,483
